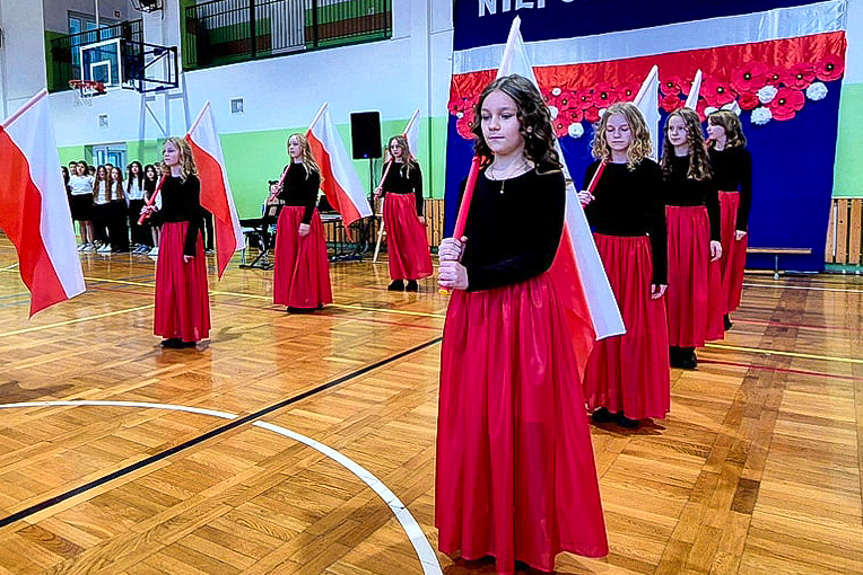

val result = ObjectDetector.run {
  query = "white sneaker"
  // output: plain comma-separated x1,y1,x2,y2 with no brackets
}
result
97,244,112,253
83,243,96,252
148,246,159,256
77,243,86,251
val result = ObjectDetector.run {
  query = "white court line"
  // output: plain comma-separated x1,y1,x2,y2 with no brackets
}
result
0,400,443,575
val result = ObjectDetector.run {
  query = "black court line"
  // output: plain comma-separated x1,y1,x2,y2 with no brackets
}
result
0,336,442,529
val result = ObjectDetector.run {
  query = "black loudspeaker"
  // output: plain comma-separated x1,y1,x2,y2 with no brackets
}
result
350,111,382,160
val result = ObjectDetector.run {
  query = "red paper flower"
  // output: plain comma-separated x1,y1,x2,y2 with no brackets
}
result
617,84,639,102
767,87,805,121
701,77,737,107
786,63,816,89
559,107,584,124
814,54,845,82
763,67,790,87
738,91,759,111
583,106,601,123
660,76,685,97
732,62,768,94
544,87,575,113
660,94,684,113
456,110,477,140
574,89,596,110
592,83,618,108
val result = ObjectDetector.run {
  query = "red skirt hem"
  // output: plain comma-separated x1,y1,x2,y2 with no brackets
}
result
583,234,670,419
719,191,747,313
273,207,333,309
666,206,715,347
436,272,608,575
383,193,433,281
154,222,211,342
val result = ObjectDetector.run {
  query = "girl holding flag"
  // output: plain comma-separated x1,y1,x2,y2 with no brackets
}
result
661,108,722,369
140,138,210,349
271,133,332,311
436,74,607,574
579,102,670,428
707,110,752,330
373,135,432,291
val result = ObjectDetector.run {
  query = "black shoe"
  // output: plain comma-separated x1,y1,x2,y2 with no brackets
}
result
160,338,182,348
405,280,419,292
669,345,680,367
678,348,697,370
287,306,316,313
723,314,733,331
388,280,405,291
591,407,617,424
616,413,641,428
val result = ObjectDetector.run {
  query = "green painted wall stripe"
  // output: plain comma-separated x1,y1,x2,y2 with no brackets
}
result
59,116,448,219
833,83,863,198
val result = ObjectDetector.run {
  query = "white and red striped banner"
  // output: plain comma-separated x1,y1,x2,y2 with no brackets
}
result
306,105,372,227
186,102,243,279
497,17,625,351
0,90,85,316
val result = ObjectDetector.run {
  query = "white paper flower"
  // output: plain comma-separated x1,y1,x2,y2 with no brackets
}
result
806,81,828,101
751,107,773,125
456,111,464,119
757,85,778,104
598,108,607,119
549,105,559,119
722,101,742,115
552,87,562,96
568,122,584,139
705,106,719,117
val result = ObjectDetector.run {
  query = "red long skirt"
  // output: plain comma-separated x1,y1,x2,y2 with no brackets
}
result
436,272,608,574
719,190,748,313
273,206,332,309
583,234,670,419
666,206,712,347
383,193,433,281
154,222,210,342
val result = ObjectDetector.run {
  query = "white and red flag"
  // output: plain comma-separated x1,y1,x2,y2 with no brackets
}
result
306,104,373,227
495,17,625,373
185,102,243,279
403,109,420,156
632,64,660,161
0,90,85,316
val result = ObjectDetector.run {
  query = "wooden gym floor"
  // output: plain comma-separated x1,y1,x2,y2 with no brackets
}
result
0,237,861,575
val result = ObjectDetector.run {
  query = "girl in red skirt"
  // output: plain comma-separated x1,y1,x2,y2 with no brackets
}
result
373,135,432,292
271,133,332,311
707,110,752,330
661,108,722,369
141,138,210,349
437,74,607,575
579,102,670,428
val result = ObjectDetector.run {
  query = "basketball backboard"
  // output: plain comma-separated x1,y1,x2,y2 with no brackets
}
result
79,37,178,93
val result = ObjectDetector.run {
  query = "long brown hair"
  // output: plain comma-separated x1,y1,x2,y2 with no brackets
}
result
471,74,561,170
591,102,652,171
386,134,418,179
163,137,198,182
661,108,712,181
707,110,747,149
109,166,125,202
288,133,321,179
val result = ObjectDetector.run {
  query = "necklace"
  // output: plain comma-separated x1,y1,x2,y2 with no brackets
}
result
489,158,530,194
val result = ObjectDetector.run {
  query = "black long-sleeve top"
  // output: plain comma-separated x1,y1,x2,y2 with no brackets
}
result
277,162,320,225
381,160,424,216
155,174,203,257
663,155,721,242
460,165,565,292
584,159,667,285
709,146,752,231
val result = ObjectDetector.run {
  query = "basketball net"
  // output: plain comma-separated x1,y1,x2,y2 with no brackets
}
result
69,80,106,107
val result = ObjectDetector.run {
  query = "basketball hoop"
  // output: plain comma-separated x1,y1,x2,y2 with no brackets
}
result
69,79,106,107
